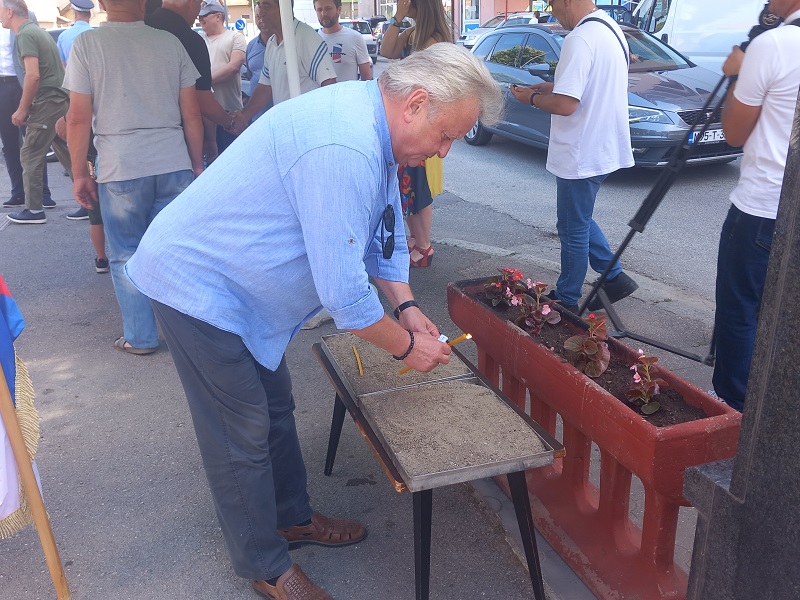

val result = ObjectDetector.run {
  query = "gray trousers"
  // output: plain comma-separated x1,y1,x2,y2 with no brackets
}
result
152,300,312,580
22,96,72,210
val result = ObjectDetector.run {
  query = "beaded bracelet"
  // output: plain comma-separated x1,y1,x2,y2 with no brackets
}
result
392,330,415,361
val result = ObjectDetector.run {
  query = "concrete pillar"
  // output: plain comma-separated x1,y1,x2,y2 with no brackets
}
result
685,90,800,599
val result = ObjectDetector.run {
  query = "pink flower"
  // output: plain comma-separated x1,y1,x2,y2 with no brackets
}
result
630,364,638,372
505,288,513,298
653,383,660,395
638,349,644,356
526,278,533,288
542,305,551,315
633,373,642,383
511,296,521,306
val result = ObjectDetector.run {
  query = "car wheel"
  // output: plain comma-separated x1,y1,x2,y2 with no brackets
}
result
465,120,492,146
372,56,378,64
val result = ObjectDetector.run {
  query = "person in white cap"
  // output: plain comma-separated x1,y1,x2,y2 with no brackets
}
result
197,0,246,160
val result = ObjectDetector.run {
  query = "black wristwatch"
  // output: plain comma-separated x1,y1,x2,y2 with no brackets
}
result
393,300,419,320
389,17,403,27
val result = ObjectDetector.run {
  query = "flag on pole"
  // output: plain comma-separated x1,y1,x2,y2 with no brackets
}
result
0,274,39,537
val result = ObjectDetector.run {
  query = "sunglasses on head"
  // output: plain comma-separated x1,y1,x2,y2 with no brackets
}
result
381,204,395,260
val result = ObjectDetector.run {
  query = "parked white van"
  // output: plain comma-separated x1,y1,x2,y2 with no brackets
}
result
633,0,765,73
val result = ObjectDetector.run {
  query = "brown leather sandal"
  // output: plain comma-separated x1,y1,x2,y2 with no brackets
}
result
252,564,332,600
278,512,367,548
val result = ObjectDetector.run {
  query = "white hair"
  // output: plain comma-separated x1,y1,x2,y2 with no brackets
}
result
380,43,503,126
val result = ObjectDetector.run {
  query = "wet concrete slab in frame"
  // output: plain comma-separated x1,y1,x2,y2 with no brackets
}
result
322,332,473,398
359,379,552,491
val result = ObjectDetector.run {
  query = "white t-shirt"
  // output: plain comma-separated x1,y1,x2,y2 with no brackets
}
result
318,26,370,82
730,9,800,220
201,29,247,112
0,29,16,77
259,20,337,104
547,11,634,179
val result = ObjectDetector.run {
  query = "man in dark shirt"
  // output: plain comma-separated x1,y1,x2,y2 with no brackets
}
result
146,0,233,161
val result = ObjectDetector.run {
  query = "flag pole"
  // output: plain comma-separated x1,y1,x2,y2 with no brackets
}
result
0,365,71,600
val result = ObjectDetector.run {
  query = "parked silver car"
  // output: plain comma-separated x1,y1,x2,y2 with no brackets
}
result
457,13,518,49
466,23,742,167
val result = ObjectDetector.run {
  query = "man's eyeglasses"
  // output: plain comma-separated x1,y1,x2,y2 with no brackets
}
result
381,204,395,260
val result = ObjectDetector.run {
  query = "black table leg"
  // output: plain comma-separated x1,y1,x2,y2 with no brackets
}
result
508,471,546,600
324,394,347,476
413,489,433,600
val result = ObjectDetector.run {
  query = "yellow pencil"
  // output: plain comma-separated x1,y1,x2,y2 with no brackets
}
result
352,345,364,376
398,333,472,375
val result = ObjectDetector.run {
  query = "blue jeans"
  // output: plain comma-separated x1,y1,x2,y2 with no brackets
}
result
712,205,775,411
151,300,310,580
555,175,622,305
100,170,192,348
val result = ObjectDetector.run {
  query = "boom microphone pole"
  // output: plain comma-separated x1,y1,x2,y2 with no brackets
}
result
577,2,783,365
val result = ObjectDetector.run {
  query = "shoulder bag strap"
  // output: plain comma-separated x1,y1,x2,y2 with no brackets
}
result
579,16,629,66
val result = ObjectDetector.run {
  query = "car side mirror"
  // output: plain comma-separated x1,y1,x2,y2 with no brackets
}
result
525,63,551,75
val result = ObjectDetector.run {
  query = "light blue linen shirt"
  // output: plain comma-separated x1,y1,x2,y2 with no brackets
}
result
126,79,407,370
56,20,91,65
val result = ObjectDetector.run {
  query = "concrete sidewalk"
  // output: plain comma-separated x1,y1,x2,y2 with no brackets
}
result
0,165,713,599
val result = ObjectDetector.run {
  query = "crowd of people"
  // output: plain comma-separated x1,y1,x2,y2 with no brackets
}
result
1,0,799,597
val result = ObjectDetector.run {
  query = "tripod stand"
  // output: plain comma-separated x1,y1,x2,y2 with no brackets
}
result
576,74,727,365
576,3,783,366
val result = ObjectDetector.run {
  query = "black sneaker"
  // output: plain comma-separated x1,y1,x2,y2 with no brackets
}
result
42,198,56,209
545,290,579,314
95,258,110,273
7,209,46,224
67,207,89,220
2,197,24,208
586,272,639,310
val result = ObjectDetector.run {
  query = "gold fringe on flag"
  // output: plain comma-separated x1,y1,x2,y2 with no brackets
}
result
0,354,40,539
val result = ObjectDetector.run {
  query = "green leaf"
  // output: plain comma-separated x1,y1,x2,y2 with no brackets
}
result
564,336,584,352
641,402,661,415
585,361,603,377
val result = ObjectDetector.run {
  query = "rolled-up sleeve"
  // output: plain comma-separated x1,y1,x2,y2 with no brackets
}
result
283,147,389,330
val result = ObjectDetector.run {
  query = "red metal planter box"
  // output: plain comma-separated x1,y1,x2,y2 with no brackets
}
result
448,280,741,600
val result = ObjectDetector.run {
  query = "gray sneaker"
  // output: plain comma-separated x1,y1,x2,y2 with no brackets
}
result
43,198,56,209
7,209,46,224
3,197,24,208
95,258,110,273
67,207,90,220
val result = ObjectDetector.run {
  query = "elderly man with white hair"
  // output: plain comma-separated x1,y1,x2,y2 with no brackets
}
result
126,43,502,600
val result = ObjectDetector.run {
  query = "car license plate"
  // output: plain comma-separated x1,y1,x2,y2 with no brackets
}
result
689,129,726,144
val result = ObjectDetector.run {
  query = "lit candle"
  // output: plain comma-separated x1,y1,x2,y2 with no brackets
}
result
398,333,472,375
447,333,472,347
